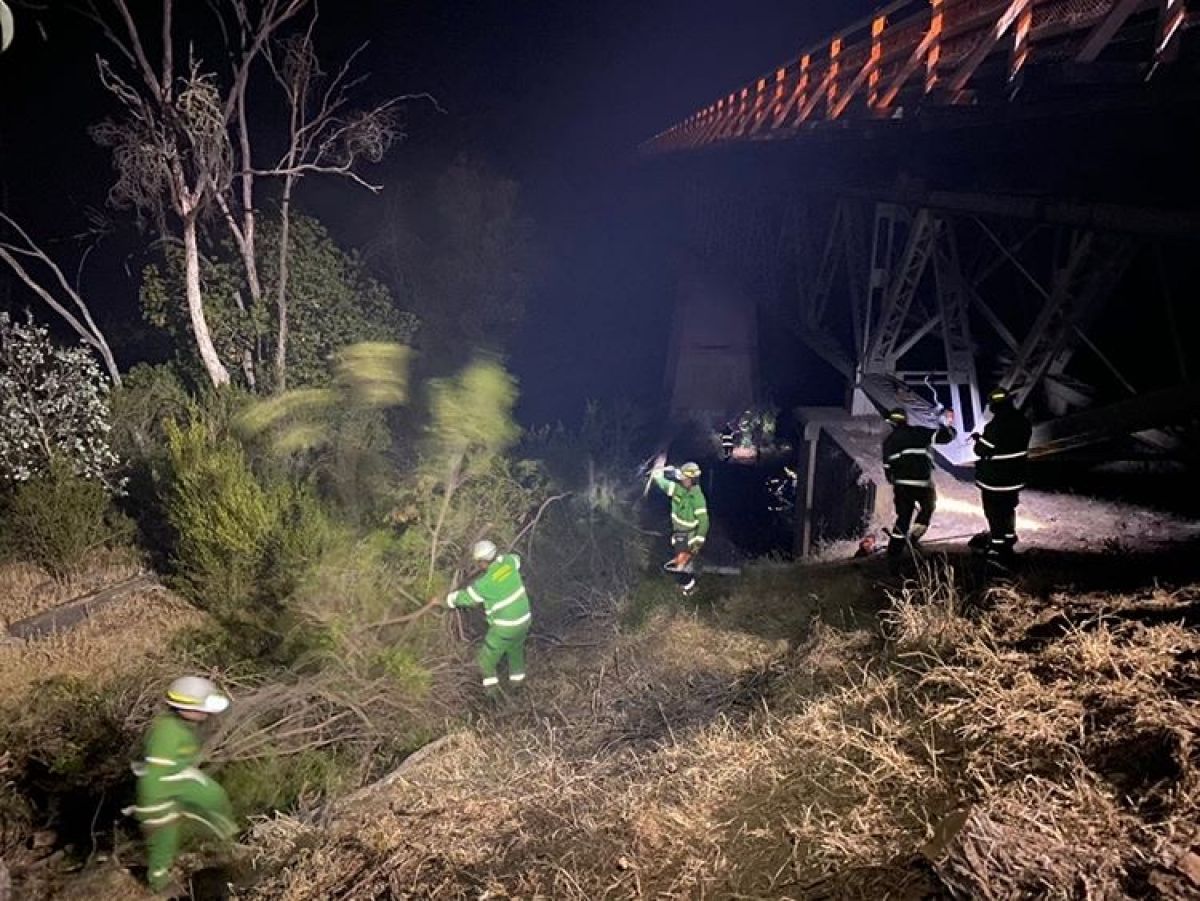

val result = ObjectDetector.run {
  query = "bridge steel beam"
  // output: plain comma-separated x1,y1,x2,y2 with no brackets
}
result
848,188,1200,239
1077,0,1154,62
777,191,1189,459
1000,231,1139,408
679,177,1196,461
863,209,938,370
932,224,986,435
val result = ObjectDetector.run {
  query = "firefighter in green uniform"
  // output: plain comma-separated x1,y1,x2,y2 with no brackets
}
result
651,461,710,595
446,540,532,696
132,676,235,893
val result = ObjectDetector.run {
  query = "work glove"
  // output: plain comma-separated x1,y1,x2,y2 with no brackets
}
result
664,466,680,480
689,537,705,554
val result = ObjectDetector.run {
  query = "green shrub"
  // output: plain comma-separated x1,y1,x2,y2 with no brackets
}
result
0,457,132,577
164,414,332,658
165,417,278,615
371,646,433,697
260,483,330,600
108,363,191,462
218,749,353,821
0,676,145,846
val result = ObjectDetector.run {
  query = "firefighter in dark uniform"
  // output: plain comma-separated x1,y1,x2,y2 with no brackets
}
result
969,386,1033,560
882,406,957,556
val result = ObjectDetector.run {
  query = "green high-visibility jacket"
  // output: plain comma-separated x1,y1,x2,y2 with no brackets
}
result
652,474,710,549
447,553,532,636
134,713,230,828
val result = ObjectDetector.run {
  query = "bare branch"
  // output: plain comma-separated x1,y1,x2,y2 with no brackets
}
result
109,0,164,97
0,219,122,385
0,246,98,348
253,163,383,192
161,0,173,99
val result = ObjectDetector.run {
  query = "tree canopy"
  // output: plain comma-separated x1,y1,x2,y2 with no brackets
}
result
141,214,417,391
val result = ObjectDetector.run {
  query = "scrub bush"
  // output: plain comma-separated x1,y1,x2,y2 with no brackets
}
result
0,674,150,850
219,749,353,822
163,417,329,649
165,418,278,613
0,457,132,578
108,363,191,462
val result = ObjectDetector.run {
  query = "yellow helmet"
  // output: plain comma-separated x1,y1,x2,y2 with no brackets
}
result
679,462,702,479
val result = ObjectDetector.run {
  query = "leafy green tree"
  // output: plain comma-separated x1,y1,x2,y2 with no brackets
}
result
141,214,417,392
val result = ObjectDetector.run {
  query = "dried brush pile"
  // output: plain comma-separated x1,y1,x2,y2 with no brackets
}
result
242,562,1200,900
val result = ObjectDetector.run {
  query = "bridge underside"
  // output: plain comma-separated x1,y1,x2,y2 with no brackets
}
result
641,0,1200,465
656,99,1200,465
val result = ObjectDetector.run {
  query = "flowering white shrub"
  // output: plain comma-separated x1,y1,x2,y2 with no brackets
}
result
0,311,120,485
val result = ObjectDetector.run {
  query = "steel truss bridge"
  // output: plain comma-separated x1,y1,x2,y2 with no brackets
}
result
645,0,1200,464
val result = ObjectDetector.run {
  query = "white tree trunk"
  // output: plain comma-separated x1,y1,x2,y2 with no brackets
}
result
274,176,295,391
182,214,231,387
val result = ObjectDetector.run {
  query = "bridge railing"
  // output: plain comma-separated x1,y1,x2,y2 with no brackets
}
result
643,0,1190,153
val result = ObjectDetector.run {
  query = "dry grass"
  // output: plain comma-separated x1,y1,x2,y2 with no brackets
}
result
0,548,143,626
881,557,975,658
0,588,204,704
241,563,1200,900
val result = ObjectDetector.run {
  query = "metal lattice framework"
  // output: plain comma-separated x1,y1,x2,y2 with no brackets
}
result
783,193,1196,460
679,178,1199,459
643,0,1195,155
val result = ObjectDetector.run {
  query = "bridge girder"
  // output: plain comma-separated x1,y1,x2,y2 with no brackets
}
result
686,183,1196,461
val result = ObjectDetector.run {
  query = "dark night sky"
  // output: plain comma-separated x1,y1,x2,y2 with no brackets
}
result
0,1,873,424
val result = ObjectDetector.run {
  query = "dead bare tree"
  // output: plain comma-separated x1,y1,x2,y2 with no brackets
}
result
86,0,308,389
87,0,234,386
82,1,422,391
0,212,122,385
262,10,417,390
207,0,308,391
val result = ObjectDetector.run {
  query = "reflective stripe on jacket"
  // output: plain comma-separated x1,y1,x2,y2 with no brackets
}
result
975,407,1032,491
882,423,956,487
448,553,532,633
136,714,209,817
652,474,710,543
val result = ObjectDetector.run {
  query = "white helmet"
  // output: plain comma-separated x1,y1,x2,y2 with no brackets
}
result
471,540,498,563
166,676,230,714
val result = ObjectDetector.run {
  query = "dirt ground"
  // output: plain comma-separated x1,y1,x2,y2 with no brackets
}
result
238,541,1200,900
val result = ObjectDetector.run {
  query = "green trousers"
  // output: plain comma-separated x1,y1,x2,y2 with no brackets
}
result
477,626,529,694
137,771,235,890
